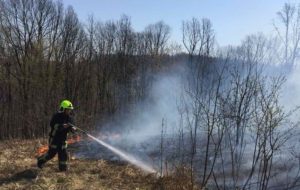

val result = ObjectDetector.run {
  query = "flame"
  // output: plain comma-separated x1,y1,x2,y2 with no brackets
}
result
36,145,49,157
66,135,81,144
36,136,82,157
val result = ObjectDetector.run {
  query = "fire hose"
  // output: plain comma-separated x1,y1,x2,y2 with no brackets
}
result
68,123,88,135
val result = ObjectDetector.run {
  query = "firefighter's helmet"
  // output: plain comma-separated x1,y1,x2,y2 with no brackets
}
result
60,100,74,110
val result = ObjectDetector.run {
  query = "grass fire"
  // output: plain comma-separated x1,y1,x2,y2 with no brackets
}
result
1,0,300,189
36,135,82,157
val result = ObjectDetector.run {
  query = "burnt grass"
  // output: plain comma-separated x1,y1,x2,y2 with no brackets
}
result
0,139,194,190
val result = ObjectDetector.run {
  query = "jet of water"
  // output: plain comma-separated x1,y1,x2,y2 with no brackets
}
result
87,134,157,174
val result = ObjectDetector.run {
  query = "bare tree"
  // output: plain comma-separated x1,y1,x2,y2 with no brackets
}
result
182,18,201,56
144,21,170,56
274,3,300,68
182,18,215,57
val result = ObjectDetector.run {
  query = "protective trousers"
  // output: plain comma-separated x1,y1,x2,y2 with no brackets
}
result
37,144,68,171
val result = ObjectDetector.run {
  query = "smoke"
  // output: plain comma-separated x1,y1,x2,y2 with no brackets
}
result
102,65,185,145
75,58,300,186
281,65,300,113
74,63,187,173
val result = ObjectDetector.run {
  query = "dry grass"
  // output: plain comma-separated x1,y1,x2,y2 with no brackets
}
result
0,139,195,190
0,139,159,190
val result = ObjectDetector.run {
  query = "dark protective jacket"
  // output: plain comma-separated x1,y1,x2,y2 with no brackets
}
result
49,112,75,146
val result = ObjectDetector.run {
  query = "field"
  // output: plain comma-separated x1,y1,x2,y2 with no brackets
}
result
0,140,164,190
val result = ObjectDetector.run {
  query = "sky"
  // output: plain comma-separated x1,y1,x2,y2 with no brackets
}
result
62,0,299,47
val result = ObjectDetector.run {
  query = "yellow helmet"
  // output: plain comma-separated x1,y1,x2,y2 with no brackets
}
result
60,100,74,110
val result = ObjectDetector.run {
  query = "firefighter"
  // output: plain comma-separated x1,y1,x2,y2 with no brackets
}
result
37,100,77,171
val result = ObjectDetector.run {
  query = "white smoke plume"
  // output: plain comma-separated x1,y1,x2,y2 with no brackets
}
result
101,66,185,146
282,66,300,113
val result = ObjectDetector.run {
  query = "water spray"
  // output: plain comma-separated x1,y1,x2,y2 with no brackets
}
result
68,123,157,174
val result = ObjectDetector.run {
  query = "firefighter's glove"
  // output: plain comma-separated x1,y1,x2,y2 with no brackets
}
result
71,126,78,134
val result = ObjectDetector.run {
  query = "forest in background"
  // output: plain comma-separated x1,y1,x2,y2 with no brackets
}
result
1,0,298,140
0,0,178,139
2,0,300,189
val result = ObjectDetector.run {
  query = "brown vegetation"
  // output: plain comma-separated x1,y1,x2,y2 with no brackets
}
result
0,139,195,190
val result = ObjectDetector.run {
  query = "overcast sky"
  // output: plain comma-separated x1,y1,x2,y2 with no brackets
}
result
62,0,298,47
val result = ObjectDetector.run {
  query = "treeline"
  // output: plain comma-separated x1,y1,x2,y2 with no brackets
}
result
0,0,178,139
0,0,299,142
